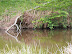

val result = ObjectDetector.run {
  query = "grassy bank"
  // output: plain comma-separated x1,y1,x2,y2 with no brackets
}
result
0,0,48,20
0,0,37,20
0,42,72,54
0,0,72,29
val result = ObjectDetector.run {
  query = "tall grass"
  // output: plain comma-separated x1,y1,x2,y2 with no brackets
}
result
0,42,72,54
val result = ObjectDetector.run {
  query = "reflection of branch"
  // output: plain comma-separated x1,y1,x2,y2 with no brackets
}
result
5,31,21,43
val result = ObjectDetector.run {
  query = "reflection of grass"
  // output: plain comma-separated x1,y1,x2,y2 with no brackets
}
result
0,43,72,54
0,36,20,50
33,37,51,42
0,37,6,49
33,36,68,48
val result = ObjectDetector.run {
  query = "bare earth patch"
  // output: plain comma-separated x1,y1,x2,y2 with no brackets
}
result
0,13,21,30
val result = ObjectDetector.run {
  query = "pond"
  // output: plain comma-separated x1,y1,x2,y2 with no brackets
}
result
0,29,72,53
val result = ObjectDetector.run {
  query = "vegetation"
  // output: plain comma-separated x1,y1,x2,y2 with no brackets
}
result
0,0,72,54
0,0,72,29
32,0,72,29
0,0,37,20
0,0,49,20
0,43,72,54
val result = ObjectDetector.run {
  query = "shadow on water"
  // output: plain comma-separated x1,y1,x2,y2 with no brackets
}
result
0,29,72,49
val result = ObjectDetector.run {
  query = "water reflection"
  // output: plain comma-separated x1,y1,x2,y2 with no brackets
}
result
19,29,71,47
5,30,21,43
0,29,72,48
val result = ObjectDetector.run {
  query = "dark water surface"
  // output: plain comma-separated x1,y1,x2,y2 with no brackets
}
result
0,29,72,49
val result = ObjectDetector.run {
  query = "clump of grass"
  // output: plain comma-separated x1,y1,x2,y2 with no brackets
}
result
0,42,72,54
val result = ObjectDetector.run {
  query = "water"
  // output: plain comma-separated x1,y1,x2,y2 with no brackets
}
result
0,29,72,49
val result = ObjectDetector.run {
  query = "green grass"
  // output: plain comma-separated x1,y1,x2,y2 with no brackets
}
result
0,0,49,21
0,0,36,14
0,0,37,20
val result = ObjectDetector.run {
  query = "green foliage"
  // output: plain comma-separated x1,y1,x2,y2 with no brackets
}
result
20,16,23,22
0,0,72,29
32,11,69,29
36,0,72,11
32,0,72,29
46,11,68,29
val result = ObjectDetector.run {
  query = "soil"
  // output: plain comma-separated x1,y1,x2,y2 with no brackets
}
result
0,13,21,30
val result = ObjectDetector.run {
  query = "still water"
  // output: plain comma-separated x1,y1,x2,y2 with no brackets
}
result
0,29,72,49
